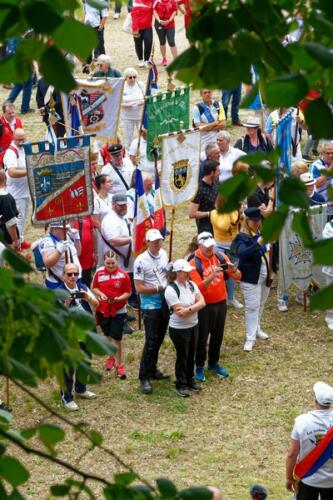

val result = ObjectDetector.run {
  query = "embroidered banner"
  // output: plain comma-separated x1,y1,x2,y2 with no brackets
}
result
24,135,93,224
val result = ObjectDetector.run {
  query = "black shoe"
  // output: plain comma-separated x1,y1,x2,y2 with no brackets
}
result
189,381,202,392
177,387,190,397
312,149,319,157
123,322,134,334
126,313,136,322
21,108,35,114
140,379,152,394
153,370,170,380
232,120,243,126
303,154,313,162
0,402,12,412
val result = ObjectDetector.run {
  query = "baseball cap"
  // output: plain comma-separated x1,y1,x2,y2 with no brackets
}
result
146,229,164,241
244,207,261,221
314,381,333,406
173,259,195,273
300,172,315,186
198,232,215,248
112,193,127,205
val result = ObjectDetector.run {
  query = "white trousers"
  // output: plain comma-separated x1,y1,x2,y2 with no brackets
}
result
325,275,333,327
15,197,30,241
240,265,271,343
122,118,141,150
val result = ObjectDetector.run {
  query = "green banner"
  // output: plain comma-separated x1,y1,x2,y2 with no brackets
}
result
146,86,190,160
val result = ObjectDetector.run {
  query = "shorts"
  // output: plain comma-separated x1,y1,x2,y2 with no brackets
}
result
97,312,126,341
154,22,175,47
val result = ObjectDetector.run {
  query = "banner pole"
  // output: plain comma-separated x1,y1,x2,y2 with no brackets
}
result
63,220,69,264
168,209,176,261
5,377,10,408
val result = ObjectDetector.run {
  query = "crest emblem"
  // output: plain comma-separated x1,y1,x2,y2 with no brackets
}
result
79,90,107,127
171,159,191,192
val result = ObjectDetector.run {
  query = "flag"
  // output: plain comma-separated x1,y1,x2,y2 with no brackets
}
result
276,109,292,174
245,65,263,110
132,168,153,255
153,171,166,235
294,426,333,482
142,59,158,130
66,93,83,137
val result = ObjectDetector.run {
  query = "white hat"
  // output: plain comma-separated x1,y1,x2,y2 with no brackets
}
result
313,381,333,406
173,259,195,273
300,172,315,186
243,116,261,128
96,54,112,65
198,231,215,248
146,228,164,242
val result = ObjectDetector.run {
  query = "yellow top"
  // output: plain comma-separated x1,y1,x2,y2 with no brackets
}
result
210,209,240,243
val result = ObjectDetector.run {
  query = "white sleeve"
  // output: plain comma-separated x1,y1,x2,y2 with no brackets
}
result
3,149,18,170
101,217,117,240
39,237,56,254
164,286,180,308
133,257,145,281
129,140,138,157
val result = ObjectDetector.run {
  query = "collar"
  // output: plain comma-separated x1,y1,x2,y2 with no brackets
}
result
147,250,161,260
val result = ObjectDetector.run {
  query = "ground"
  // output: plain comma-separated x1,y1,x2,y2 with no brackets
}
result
1,10,332,500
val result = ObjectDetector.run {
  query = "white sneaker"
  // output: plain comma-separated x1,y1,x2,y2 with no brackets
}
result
244,341,254,352
76,390,96,399
278,299,288,312
257,330,269,340
62,400,79,411
327,323,333,331
144,60,150,68
113,12,120,19
227,298,244,309
138,60,144,67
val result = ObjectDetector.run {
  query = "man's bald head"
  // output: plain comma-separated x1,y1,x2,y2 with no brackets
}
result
13,128,25,147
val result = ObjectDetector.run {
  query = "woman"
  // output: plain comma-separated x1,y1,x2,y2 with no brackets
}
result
164,259,205,397
210,194,243,309
234,117,273,155
93,174,113,267
131,0,153,67
233,207,271,352
121,68,145,149
153,0,178,66
92,251,132,379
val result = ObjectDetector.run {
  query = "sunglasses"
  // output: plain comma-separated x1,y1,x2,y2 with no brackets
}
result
66,272,79,277
128,76,136,79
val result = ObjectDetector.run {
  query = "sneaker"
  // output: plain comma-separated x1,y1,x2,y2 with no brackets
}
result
152,370,170,380
256,330,269,340
195,367,206,382
188,381,201,392
76,390,96,399
244,341,254,352
105,355,115,371
278,299,288,312
227,298,243,309
144,60,150,68
161,57,167,67
123,321,134,334
177,387,190,397
61,399,79,411
327,323,333,331
113,12,120,19
140,379,152,394
138,60,144,67
116,364,127,379
20,241,32,249
208,364,229,378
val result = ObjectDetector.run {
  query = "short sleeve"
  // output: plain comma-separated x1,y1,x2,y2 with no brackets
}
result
1,195,18,223
310,163,321,179
3,149,18,170
39,237,56,254
192,105,201,126
164,286,180,308
133,258,145,281
290,421,300,440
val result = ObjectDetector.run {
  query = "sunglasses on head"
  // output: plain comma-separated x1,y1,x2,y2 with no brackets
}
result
66,272,79,277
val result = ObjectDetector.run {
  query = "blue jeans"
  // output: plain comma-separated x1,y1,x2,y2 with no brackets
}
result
8,76,33,112
61,342,91,403
216,245,237,301
222,85,241,123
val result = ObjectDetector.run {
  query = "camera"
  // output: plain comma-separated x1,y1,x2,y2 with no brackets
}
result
70,291,85,300
217,263,229,271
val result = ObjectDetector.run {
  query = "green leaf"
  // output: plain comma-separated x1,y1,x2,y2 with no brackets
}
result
3,249,33,273
167,47,201,72
156,477,178,498
261,205,289,242
310,284,333,311
129,484,154,499
304,98,333,140
40,46,76,93
86,0,109,8
24,1,63,33
279,177,309,209
219,173,256,213
177,486,213,499
291,211,314,247
114,472,138,486
8,489,25,500
266,74,309,107
85,331,117,356
52,17,98,59
69,309,95,330
76,360,102,385
38,423,65,451
103,484,129,499
0,456,29,487
50,484,71,496
303,42,333,68
89,430,103,446
312,238,333,265
0,410,12,425
9,358,37,387
239,149,281,167
234,31,264,62
20,428,37,440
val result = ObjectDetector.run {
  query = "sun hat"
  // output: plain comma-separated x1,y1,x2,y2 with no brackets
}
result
300,172,315,186
243,116,261,128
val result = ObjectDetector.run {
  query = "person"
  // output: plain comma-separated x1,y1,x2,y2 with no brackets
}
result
189,159,219,234
210,194,243,309
189,232,241,381
92,251,131,378
129,128,156,175
127,171,154,219
164,259,205,397
153,0,178,66
0,102,23,166
93,174,113,267
39,222,82,289
134,228,169,394
83,1,109,69
216,131,245,183
322,220,333,332
73,216,98,287
0,169,20,251
121,68,145,150
3,127,30,248
286,381,333,498
233,207,271,352
131,0,153,67
234,117,273,158
198,142,220,181
36,77,65,138
192,89,226,150
247,176,275,220
92,54,122,78
221,85,242,126
113,0,122,19
291,160,309,179
249,484,268,499
300,172,325,206
59,262,98,410
309,141,333,203
101,143,134,195
6,33,34,114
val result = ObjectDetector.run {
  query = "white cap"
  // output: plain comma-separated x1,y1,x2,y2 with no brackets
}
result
96,54,112,65
243,116,261,128
198,231,215,248
146,228,164,242
313,381,333,406
300,172,315,186
173,259,195,273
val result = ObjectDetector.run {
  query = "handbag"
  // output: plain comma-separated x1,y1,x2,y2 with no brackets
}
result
122,13,132,34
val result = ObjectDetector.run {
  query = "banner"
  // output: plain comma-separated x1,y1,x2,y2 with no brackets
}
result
24,135,93,224
62,78,124,141
133,168,153,255
276,110,292,174
146,86,190,160
279,206,328,292
160,129,200,208
142,59,158,130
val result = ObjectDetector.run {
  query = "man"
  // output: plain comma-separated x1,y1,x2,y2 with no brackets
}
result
83,1,109,69
310,141,333,203
36,76,65,138
101,143,134,195
198,142,220,181
247,176,275,219
189,232,241,381
300,172,325,206
192,89,226,150
286,381,333,498
189,159,220,234
134,228,169,394
0,170,20,251
216,131,246,183
3,128,30,248
221,85,242,126
0,102,23,166
92,54,122,78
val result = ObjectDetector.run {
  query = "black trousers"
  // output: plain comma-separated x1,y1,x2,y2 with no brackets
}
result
169,325,198,389
133,28,153,61
87,27,105,64
297,482,333,500
196,300,227,368
139,306,169,380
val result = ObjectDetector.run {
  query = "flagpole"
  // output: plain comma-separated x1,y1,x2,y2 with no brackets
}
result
168,209,175,261
136,43,155,164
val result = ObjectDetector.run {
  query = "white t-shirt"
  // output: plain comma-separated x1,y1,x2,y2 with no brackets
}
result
101,157,134,195
84,4,108,28
121,81,145,121
291,409,333,488
165,280,200,329
133,249,168,310
219,147,246,183
39,234,82,283
3,144,29,199
93,192,113,218
101,210,133,272
129,137,156,176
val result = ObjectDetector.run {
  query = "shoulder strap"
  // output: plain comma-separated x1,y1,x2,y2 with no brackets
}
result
188,280,195,293
8,145,19,158
169,281,180,298
194,255,203,278
196,102,204,116
110,163,129,190
213,100,220,110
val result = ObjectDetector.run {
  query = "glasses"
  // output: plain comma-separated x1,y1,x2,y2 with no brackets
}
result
128,76,136,79
66,272,79,277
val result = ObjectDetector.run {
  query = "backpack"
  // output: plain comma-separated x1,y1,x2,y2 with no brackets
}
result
32,233,60,275
168,280,195,314
193,100,220,127
0,144,19,169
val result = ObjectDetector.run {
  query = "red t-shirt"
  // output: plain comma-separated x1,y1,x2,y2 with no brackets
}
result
92,266,131,318
74,217,96,270
153,0,178,29
131,0,154,32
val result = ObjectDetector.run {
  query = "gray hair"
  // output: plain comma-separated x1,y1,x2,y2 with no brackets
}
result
216,130,231,142
205,142,219,157
124,67,138,78
321,141,333,152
